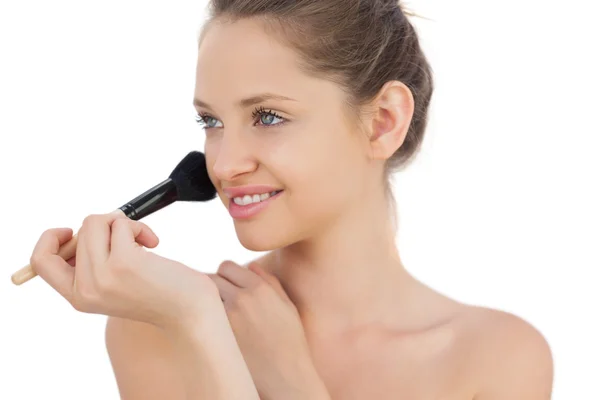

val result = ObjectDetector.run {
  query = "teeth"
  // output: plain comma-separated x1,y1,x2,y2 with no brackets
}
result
233,191,279,206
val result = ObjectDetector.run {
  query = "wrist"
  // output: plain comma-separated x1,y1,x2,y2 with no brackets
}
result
164,296,230,341
163,302,260,400
268,357,331,400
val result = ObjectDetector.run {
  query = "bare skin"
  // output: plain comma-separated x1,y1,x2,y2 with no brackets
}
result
248,253,552,399
107,16,553,400
251,252,471,399
107,251,552,399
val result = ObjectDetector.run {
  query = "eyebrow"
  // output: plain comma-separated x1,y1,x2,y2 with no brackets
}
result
193,93,297,111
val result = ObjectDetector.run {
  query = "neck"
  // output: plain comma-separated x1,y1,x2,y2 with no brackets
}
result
267,188,414,335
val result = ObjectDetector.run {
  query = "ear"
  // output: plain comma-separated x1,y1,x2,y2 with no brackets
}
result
367,80,414,161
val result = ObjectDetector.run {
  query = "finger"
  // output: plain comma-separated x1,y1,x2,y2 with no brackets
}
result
66,256,76,267
110,218,159,255
248,262,290,300
207,273,239,303
80,213,124,268
31,227,73,256
77,213,124,290
30,228,75,300
217,260,261,289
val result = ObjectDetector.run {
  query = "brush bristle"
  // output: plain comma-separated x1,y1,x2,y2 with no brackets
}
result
169,151,217,202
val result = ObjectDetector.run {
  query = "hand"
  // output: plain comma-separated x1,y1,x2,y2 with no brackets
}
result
29,211,222,332
208,261,329,400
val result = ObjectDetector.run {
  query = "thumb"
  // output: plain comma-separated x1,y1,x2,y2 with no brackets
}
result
110,218,159,253
29,228,75,301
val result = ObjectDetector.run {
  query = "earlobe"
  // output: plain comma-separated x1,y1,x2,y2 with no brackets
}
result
368,80,414,161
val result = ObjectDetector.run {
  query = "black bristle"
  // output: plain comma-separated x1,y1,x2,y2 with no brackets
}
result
169,151,217,202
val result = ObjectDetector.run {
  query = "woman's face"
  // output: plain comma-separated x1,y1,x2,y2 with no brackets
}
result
194,18,373,251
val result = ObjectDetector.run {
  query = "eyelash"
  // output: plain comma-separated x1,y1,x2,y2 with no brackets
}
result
195,106,286,130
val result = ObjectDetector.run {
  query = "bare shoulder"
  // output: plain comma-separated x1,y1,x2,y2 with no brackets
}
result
454,305,554,399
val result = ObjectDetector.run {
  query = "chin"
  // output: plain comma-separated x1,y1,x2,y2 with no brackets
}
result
236,228,281,251
233,220,298,251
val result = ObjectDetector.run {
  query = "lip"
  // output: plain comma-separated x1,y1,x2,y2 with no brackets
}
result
222,185,282,199
228,190,284,220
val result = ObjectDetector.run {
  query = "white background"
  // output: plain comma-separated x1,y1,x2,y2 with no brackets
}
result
1,0,598,398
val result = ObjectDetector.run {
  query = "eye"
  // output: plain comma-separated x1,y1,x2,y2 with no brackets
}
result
252,106,286,127
194,107,286,131
195,113,223,129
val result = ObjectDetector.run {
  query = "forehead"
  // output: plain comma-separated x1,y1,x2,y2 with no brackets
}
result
195,19,305,97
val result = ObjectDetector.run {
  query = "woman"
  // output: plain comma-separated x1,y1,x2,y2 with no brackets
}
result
30,0,554,398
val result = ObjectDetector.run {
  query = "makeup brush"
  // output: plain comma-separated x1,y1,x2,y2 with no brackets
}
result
11,151,217,286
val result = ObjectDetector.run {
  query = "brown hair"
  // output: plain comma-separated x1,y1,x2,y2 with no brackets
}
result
200,0,434,223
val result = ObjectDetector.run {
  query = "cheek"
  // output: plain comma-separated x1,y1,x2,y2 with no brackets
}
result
273,126,361,212
203,139,224,192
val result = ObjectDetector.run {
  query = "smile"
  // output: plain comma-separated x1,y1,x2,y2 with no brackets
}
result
232,190,282,206
228,190,284,219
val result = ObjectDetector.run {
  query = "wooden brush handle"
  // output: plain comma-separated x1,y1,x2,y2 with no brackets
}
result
11,233,79,286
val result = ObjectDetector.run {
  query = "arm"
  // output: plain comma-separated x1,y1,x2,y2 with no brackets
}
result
105,316,187,400
163,307,260,400
105,308,260,400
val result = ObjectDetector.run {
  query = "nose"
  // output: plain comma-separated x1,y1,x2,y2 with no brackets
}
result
211,129,257,182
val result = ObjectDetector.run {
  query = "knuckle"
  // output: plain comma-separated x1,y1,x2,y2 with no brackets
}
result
34,228,54,250
29,253,44,269
134,220,147,230
40,228,54,239
217,261,233,274
81,214,101,228
112,217,128,229
216,264,226,275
